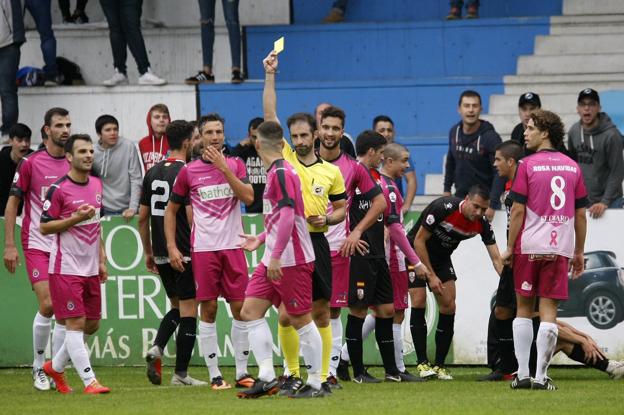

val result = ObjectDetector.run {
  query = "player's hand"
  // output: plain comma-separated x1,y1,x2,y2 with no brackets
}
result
401,205,409,216
570,252,585,279
581,339,603,365
485,207,495,222
414,263,429,280
493,259,504,276
239,137,252,147
122,208,136,222
267,258,283,281
428,275,444,296
99,262,108,283
263,51,278,74
3,244,20,273
339,229,367,257
442,192,452,197
74,204,96,222
168,246,185,273
588,202,607,219
501,248,513,267
203,146,228,172
145,254,159,274
306,215,327,228
239,234,262,251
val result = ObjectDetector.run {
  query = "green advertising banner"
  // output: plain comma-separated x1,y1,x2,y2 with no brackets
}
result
1,213,442,367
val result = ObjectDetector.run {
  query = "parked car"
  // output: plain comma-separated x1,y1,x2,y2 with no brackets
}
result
491,251,624,330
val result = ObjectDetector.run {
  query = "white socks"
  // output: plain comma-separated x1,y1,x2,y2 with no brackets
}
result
198,321,221,379
341,314,376,362
328,317,343,376
65,330,96,386
231,319,249,379
247,318,275,382
52,322,66,358
535,322,558,383
513,317,534,380
393,323,406,373
298,322,322,390
32,312,51,369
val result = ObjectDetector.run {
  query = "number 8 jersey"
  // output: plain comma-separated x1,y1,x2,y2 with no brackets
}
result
140,158,191,258
509,149,588,257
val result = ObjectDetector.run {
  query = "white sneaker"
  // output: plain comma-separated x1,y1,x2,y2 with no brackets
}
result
138,68,167,86
102,69,129,87
607,360,624,380
171,373,208,386
33,368,51,391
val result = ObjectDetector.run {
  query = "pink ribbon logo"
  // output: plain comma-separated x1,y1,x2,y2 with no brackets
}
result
550,231,558,247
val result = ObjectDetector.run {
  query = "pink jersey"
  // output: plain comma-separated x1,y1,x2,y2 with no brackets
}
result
9,149,70,252
262,159,314,267
380,174,407,272
510,150,588,258
325,152,378,251
171,157,248,252
41,175,103,277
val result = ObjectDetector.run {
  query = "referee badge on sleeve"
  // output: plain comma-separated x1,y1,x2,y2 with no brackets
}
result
426,214,435,225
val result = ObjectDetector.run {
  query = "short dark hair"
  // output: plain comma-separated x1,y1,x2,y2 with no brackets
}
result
383,143,408,160
287,112,316,133
166,120,195,150
530,109,565,150
458,90,482,106
64,134,92,154
198,113,225,132
495,141,523,162
320,106,346,128
9,123,32,140
467,184,490,201
248,117,264,132
356,130,387,156
373,115,394,129
95,114,119,135
44,107,69,126
257,121,283,143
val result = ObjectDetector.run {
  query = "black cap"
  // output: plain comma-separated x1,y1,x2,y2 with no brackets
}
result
578,88,600,104
518,92,541,108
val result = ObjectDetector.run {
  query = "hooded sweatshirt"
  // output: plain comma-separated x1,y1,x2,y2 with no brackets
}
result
443,119,505,209
567,112,624,206
138,110,169,172
93,137,143,212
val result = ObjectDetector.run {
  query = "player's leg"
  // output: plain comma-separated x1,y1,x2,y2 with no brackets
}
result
372,260,401,380
408,284,434,378
390,268,420,381
221,249,252,387
277,306,301,384
432,279,456,380
31,280,53,390
328,252,349,379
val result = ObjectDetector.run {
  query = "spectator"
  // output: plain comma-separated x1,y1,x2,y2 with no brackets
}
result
138,103,171,171
231,117,265,213
568,88,624,218
24,0,59,85
0,123,33,216
443,90,504,221
510,92,541,151
100,0,166,86
37,125,47,150
92,114,143,219
190,120,203,160
59,0,89,24
0,0,24,136
447,1,479,20
323,0,347,23
314,102,356,157
373,115,417,214
185,0,243,84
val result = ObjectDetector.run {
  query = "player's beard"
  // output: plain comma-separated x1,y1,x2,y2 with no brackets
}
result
321,136,340,150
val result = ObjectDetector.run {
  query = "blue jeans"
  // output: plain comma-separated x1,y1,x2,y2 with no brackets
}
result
100,0,151,75
450,0,479,7
0,44,20,135
198,0,241,69
24,0,58,78
609,197,624,209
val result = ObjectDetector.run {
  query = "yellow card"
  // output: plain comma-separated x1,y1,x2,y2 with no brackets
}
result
274,36,284,54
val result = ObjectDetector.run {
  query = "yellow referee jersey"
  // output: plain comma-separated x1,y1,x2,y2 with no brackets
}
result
283,141,346,233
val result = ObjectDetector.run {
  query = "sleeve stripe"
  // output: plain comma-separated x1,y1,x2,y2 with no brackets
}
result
275,162,295,208
508,190,527,205
329,191,347,201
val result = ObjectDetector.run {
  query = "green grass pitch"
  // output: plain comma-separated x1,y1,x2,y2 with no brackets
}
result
2,366,622,414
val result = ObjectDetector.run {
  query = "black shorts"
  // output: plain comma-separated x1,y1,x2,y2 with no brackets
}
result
156,261,196,301
494,265,517,310
408,256,457,289
348,257,393,308
311,232,332,301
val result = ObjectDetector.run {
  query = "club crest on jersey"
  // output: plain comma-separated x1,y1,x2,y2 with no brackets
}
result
426,214,435,225
312,183,325,197
67,301,75,311
96,194,102,204
389,192,397,203
42,200,51,211
444,203,453,209
12,172,19,183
